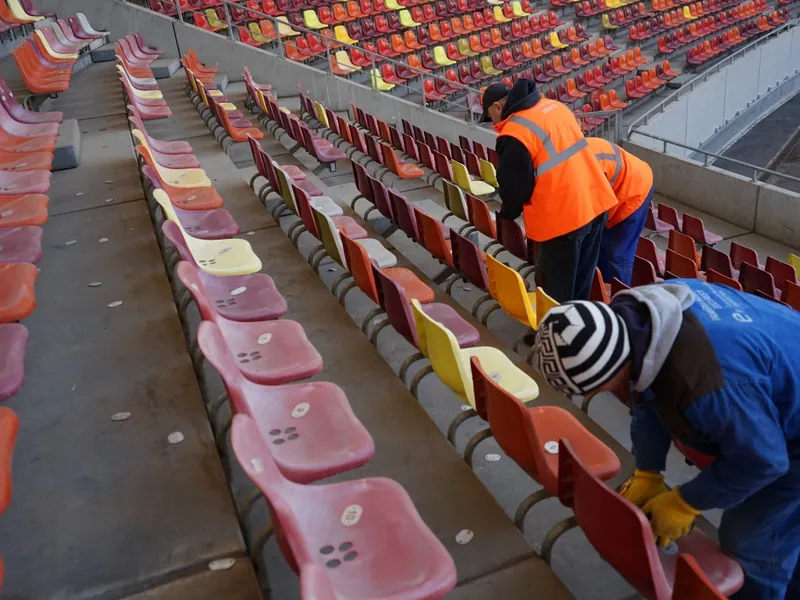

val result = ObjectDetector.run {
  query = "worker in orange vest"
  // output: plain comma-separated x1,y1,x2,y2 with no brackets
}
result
482,80,617,302
587,137,654,286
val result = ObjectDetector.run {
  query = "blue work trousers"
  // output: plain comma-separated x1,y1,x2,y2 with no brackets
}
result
597,188,653,286
724,442,800,600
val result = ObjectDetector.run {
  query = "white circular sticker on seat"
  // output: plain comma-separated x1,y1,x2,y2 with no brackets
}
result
341,504,363,527
455,529,474,545
291,402,310,418
250,457,264,474
230,286,247,295
544,441,559,454
257,333,272,345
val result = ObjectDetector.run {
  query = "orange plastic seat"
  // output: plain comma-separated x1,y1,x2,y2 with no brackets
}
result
668,229,700,267
0,149,53,171
340,233,435,304
414,208,454,267
0,194,48,227
0,263,37,322
666,248,703,279
380,143,424,179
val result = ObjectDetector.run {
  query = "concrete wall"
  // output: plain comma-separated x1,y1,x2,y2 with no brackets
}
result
623,141,800,249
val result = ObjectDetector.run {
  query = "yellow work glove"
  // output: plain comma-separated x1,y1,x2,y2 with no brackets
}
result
642,487,701,547
617,469,669,508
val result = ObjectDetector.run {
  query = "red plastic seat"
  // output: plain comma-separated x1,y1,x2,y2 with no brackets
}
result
231,414,457,599
558,439,744,599
666,248,703,279
682,213,722,245
198,321,374,483
471,356,620,505
706,268,743,291
668,229,700,267
729,241,762,271
380,143,424,179
701,245,737,279
635,237,665,276
414,207,454,267
632,255,660,286
739,262,778,298
0,263,37,322
765,256,797,292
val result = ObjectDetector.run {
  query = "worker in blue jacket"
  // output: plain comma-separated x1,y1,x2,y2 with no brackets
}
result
531,279,800,599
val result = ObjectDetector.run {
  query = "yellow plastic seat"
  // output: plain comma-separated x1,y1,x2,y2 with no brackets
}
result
442,179,469,222
549,31,568,49
117,67,164,100
510,0,529,16
411,299,539,408
314,101,330,128
248,22,272,44
153,190,262,276
370,69,396,91
276,16,300,37
451,160,495,196
493,6,512,22
433,45,457,67
683,5,696,19
601,13,618,29
7,0,41,21
480,55,502,75
789,254,800,278
35,31,77,60
385,0,403,9
134,132,212,188
399,9,420,27
205,9,229,30
458,38,478,57
302,9,326,29
334,50,361,74
485,254,539,327
479,159,498,187
605,0,623,7
333,24,358,44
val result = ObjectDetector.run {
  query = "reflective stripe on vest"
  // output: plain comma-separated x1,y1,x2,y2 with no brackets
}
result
508,114,589,177
594,141,623,186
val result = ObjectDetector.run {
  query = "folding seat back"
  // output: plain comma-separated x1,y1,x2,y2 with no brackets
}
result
372,268,423,347
368,177,395,221
339,232,384,303
464,193,497,240
414,208,454,267
387,190,421,241
765,256,797,292
729,241,760,270
668,229,699,266
701,245,734,278
631,255,659,287
442,179,468,222
0,405,18,518
672,555,728,600
782,281,800,311
450,230,490,291
706,268,743,291
485,253,537,327
666,248,700,279
739,262,777,298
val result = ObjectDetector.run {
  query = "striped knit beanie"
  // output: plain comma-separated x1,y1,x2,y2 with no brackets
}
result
532,301,631,396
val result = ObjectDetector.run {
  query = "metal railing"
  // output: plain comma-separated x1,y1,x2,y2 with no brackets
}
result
574,108,623,143
626,17,799,135
129,0,492,123
629,129,800,187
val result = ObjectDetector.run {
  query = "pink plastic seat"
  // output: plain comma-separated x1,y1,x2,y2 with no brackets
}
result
231,414,457,599
557,439,744,599
682,213,722,246
0,170,51,195
645,205,674,235
0,100,59,138
0,77,62,124
177,261,287,322
172,205,239,240
198,321,374,482
0,227,42,263
374,267,480,348
657,203,682,231
181,261,322,384
0,324,28,401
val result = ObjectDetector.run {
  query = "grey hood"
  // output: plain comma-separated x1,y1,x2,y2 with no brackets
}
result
614,283,696,391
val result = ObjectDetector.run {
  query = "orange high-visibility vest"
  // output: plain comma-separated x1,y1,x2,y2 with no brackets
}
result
494,99,617,242
587,137,654,228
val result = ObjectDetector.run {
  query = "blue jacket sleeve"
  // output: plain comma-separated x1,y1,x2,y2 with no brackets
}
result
631,402,672,472
679,379,789,511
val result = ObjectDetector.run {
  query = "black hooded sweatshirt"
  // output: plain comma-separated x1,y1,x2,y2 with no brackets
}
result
495,80,542,221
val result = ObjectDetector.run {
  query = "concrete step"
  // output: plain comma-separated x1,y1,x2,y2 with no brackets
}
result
90,43,116,63
52,119,81,171
151,57,180,79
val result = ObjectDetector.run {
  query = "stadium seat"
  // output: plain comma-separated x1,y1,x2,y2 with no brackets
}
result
231,414,457,599
0,324,28,401
739,261,778,299
672,554,728,600
451,160,495,196
0,263,37,322
156,195,263,276
176,261,287,322
411,298,539,409
730,241,762,270
559,439,744,598
682,213,722,245
701,245,737,279
668,229,700,267
197,320,374,482
484,253,543,329
636,237,665,276
706,268,743,291
312,207,398,271
782,281,800,311
765,256,797,293
666,248,702,279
